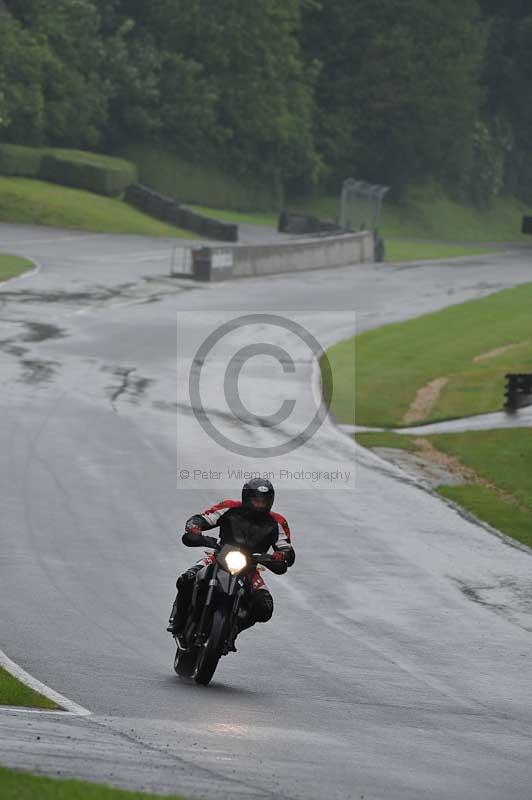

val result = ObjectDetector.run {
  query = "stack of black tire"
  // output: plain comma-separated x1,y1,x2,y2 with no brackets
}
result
125,184,238,242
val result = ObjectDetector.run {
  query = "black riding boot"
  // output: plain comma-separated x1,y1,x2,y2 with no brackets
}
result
166,569,197,633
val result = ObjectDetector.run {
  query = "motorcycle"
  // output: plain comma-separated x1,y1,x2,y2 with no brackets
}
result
173,541,286,686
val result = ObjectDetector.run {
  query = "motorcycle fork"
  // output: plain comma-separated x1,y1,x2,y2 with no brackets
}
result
228,586,245,646
196,564,219,644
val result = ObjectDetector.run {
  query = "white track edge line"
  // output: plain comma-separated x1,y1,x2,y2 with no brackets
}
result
0,706,84,716
0,648,91,716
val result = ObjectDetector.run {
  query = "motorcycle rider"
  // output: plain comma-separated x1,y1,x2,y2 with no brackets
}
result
167,479,295,644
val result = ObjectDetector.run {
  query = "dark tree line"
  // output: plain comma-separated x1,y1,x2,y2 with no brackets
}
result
1,0,532,203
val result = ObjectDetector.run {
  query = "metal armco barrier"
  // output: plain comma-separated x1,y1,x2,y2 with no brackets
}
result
278,209,342,235
504,373,532,411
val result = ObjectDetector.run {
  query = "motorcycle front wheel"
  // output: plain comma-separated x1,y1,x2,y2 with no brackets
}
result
194,608,226,686
174,645,196,677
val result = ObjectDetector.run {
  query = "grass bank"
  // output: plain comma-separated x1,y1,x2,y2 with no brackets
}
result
304,184,530,243
383,239,493,262
121,143,281,211
355,430,532,549
0,666,57,709
0,254,34,282
0,177,191,237
339,283,532,549
0,766,187,800
325,282,532,428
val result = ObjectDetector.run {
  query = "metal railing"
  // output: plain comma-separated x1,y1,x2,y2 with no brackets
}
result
339,179,389,233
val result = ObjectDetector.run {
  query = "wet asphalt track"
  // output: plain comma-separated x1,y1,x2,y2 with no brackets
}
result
1,224,532,799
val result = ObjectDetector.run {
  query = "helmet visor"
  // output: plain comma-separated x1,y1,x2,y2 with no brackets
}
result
250,496,269,511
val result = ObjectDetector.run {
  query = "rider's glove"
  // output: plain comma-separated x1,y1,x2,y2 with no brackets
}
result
186,523,203,535
182,522,214,548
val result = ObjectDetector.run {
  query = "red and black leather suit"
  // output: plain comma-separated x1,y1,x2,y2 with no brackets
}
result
168,499,295,635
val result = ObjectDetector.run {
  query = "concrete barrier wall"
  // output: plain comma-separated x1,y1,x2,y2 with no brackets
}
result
233,231,373,278
185,231,374,281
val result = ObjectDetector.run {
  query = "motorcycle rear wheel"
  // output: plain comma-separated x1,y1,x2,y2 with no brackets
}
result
194,608,226,686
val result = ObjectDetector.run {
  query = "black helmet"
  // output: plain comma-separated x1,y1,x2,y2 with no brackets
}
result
242,478,275,514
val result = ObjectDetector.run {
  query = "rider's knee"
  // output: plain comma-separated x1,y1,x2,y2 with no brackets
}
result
176,568,198,590
252,591,274,623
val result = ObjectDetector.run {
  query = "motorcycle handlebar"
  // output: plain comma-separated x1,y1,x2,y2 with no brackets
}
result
252,553,287,575
201,545,287,574
201,536,220,550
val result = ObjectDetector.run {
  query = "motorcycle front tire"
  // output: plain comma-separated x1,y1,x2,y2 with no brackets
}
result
174,645,196,677
194,608,226,686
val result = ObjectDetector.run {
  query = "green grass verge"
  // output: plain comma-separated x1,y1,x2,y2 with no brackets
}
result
355,429,532,548
325,282,532,427
384,238,494,262
0,667,58,709
0,177,191,237
381,184,530,243
0,766,187,799
431,429,532,549
430,429,532,511
0,254,33,282
437,484,532,548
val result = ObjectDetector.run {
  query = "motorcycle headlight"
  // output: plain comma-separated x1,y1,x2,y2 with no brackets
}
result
224,550,247,575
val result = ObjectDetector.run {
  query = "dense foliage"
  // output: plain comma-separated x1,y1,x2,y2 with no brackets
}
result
1,0,531,203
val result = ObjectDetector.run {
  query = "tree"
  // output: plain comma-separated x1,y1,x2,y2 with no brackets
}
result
135,0,321,190
480,2,532,201
0,12,46,143
5,0,109,147
302,0,484,196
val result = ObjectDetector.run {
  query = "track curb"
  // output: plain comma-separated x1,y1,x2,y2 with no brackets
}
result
0,648,91,716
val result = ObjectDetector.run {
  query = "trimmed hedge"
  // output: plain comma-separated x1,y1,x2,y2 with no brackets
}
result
0,144,43,177
0,144,137,197
40,153,136,197
125,184,239,241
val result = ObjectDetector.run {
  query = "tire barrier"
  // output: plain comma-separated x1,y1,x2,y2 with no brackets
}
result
521,216,532,235
124,184,238,242
278,209,343,235
171,231,374,281
504,373,532,411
